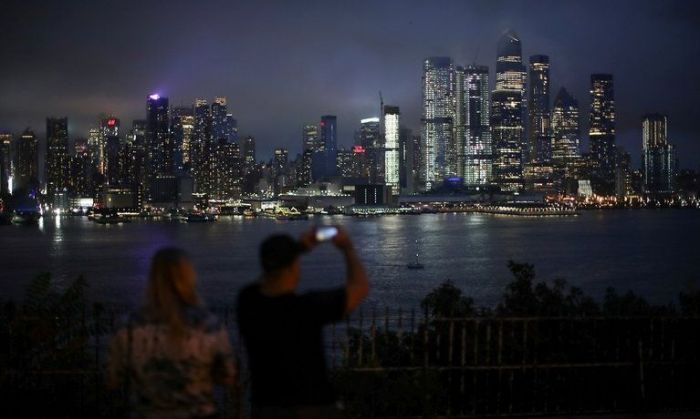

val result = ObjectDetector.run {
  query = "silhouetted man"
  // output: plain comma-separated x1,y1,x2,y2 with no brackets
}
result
237,226,369,419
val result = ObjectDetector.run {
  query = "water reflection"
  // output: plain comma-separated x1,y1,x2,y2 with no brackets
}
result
0,212,698,309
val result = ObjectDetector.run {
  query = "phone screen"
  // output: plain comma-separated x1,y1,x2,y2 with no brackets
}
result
315,226,338,242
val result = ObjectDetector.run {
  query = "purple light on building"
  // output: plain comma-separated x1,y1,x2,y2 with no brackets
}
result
149,94,160,100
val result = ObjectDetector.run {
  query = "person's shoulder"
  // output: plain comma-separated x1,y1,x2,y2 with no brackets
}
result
237,282,262,303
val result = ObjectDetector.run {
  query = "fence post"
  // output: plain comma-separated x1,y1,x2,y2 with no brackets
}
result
638,339,646,408
422,305,430,419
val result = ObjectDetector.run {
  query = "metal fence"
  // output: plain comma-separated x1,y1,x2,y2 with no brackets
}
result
2,304,700,418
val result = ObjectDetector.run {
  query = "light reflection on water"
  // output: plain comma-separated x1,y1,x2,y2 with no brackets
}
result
0,211,698,309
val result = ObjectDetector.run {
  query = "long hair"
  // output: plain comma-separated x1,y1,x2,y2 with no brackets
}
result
145,247,201,338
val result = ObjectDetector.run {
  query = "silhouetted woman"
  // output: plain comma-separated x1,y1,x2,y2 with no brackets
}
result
108,247,237,419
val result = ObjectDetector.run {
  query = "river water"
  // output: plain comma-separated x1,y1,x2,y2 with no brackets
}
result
1,210,698,309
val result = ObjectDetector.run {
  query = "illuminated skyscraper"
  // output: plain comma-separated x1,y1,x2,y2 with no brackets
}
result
171,106,194,171
491,30,526,191
211,138,241,199
421,57,455,190
383,106,400,195
69,138,92,197
359,117,381,182
641,114,677,194
464,64,492,186
0,133,11,195
589,74,616,191
15,128,39,192
242,135,256,166
46,117,70,198
130,120,147,206
87,128,103,175
211,97,230,141
192,99,211,193
453,66,466,179
101,117,120,185
302,124,320,152
527,55,551,163
551,87,581,163
313,115,337,179
145,94,170,201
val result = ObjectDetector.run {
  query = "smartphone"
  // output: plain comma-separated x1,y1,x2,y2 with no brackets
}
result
315,226,338,242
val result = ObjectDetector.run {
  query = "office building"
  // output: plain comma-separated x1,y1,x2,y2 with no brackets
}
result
14,128,39,192
171,106,194,171
46,117,70,199
421,57,455,190
101,117,120,185
527,55,551,163
383,106,400,195
641,114,677,194
145,94,170,202
491,31,526,191
589,74,616,192
0,133,11,195
359,117,381,183
464,64,492,186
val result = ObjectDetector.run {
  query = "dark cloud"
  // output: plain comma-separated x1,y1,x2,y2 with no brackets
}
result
1,0,699,167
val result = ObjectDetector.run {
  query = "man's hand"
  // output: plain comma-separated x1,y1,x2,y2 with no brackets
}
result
331,226,353,252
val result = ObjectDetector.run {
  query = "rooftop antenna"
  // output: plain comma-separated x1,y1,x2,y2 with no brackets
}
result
379,90,384,115
472,46,480,66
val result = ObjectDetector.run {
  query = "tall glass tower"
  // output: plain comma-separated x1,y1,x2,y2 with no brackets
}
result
527,55,551,163
464,64,492,186
551,87,581,163
491,30,526,192
421,57,454,190
46,117,70,199
145,94,170,201
383,106,400,195
589,74,616,191
641,113,677,194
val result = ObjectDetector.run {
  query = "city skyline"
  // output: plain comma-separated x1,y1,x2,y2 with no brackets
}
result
1,0,699,168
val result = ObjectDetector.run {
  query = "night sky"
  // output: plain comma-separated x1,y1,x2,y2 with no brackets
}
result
2,0,699,168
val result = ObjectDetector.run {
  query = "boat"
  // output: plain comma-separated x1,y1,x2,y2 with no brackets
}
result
93,211,129,224
407,240,425,270
182,212,217,222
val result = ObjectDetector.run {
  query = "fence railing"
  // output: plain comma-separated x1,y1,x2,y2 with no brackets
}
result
2,304,700,418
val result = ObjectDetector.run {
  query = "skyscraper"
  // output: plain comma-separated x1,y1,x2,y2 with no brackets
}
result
193,98,211,194
359,117,381,182
551,87,581,164
130,120,147,206
101,117,120,185
302,124,320,152
641,114,677,194
171,106,194,171
589,74,616,192
527,55,551,163
210,97,230,141
0,133,11,195
491,31,526,192
87,127,103,176
242,135,256,166
383,106,400,195
14,128,39,192
421,57,455,190
453,66,466,179
46,117,70,199
314,115,337,179
464,64,492,186
145,94,170,201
